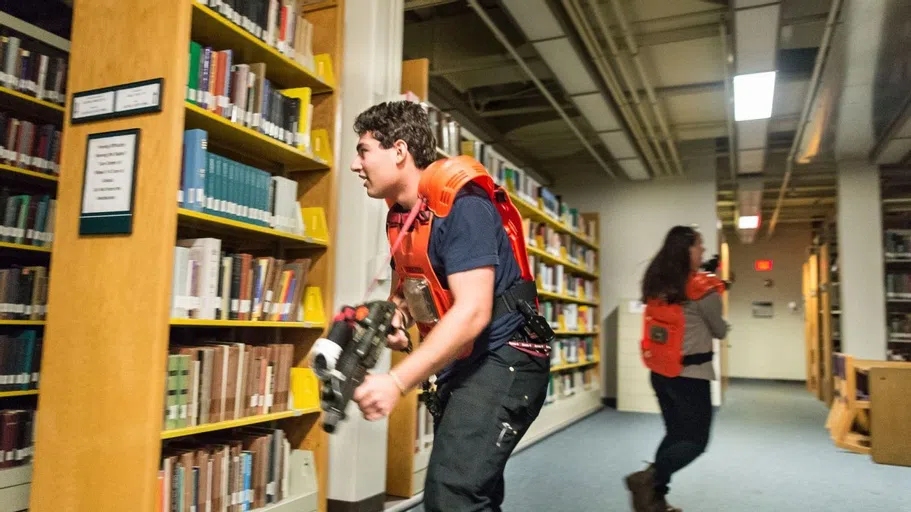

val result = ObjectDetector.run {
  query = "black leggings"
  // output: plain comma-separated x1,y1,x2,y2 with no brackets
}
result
650,372,713,495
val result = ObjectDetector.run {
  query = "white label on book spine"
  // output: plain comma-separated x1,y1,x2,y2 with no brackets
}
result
266,393,273,408
250,394,258,407
72,90,115,120
114,82,161,113
179,404,187,419
32,372,38,383
231,299,239,313
241,299,251,313
168,405,178,419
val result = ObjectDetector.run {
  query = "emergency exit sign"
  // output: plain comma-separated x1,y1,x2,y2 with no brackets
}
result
755,259,773,272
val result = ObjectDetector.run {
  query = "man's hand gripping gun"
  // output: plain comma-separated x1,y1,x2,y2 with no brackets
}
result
308,301,407,433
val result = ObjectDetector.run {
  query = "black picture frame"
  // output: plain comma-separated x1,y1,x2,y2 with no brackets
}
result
70,78,164,124
78,128,141,236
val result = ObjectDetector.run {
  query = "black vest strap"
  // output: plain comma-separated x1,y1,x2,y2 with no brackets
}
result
491,279,539,320
682,352,714,366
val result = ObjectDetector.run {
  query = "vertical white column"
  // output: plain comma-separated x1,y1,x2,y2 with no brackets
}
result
836,160,886,359
329,0,404,506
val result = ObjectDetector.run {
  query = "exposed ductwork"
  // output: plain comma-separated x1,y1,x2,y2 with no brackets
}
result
498,0,655,180
467,0,618,178
767,0,842,238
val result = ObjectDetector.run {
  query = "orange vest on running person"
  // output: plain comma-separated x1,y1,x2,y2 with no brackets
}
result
385,156,535,358
640,272,726,377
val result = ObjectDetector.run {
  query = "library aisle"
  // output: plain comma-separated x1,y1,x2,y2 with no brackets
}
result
408,380,910,512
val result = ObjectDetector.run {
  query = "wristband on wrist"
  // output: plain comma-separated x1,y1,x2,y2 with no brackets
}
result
389,370,408,396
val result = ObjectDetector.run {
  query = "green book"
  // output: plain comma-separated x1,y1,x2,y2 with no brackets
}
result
166,355,180,430
177,354,190,428
188,42,201,104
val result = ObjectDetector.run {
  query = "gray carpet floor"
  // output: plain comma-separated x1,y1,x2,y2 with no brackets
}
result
409,380,911,511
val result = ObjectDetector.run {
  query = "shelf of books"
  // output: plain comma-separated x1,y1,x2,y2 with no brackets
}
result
809,220,837,406
384,59,603,503
880,169,911,363
29,1,342,512
0,8,66,511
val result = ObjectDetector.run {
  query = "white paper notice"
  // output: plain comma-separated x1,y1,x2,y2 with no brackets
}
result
72,91,115,120
81,133,137,214
115,83,161,112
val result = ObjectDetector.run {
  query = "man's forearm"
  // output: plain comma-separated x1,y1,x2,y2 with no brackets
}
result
390,303,488,391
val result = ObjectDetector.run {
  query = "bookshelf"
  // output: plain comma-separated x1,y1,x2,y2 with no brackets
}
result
29,1,344,512
384,59,603,502
802,219,840,406
0,8,67,511
881,169,911,362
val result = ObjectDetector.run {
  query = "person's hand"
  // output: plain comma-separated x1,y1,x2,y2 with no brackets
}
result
353,373,401,421
387,309,411,351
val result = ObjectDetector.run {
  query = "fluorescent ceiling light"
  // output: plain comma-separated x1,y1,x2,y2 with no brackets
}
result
533,38,598,95
572,93,621,132
737,215,761,229
599,131,637,159
501,0,564,41
734,71,777,121
618,159,650,180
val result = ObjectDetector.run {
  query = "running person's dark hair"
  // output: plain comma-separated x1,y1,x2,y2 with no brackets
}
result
641,226,699,304
353,101,436,169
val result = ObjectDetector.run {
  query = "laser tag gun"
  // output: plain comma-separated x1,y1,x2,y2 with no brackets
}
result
309,300,404,433
699,253,732,291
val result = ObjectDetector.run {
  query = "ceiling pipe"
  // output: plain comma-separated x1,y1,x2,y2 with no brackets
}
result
606,0,685,176
585,0,672,177
466,0,617,178
767,0,842,238
719,19,736,183
560,0,662,177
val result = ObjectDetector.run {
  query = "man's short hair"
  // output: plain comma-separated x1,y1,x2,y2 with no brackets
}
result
353,101,436,169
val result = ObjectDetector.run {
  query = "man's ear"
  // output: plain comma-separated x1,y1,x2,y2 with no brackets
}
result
393,139,409,165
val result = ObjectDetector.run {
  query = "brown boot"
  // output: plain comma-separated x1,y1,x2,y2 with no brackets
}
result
653,493,682,512
624,466,656,512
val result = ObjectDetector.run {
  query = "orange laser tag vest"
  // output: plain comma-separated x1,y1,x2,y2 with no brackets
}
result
385,155,535,358
640,271,726,377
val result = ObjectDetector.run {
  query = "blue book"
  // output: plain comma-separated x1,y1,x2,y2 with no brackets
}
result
182,129,208,212
242,451,253,511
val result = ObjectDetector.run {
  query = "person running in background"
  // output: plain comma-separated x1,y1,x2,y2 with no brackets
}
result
625,226,728,512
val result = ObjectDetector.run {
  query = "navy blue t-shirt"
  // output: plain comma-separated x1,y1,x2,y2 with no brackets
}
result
391,184,524,381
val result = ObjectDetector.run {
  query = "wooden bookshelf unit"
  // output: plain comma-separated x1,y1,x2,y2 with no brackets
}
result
30,1,344,511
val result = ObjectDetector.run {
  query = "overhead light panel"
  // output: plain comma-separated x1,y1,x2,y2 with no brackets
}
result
734,71,777,121
533,38,599,95
618,159,650,181
737,215,761,229
501,0,564,41
599,131,637,160
572,93,621,132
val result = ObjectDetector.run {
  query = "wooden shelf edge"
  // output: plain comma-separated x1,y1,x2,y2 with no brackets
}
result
509,192,600,249
551,358,600,373
161,407,319,439
177,208,328,247
184,103,329,169
0,389,38,398
526,245,598,278
190,2,333,92
0,163,59,182
0,85,65,113
0,241,52,253
170,319,326,329
0,320,46,325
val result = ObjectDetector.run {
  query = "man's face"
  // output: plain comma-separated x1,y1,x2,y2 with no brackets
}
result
351,132,400,200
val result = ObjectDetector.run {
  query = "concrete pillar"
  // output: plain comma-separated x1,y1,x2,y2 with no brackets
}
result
328,0,404,509
836,160,886,359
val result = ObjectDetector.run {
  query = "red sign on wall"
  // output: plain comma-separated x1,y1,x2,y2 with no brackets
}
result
754,259,773,272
